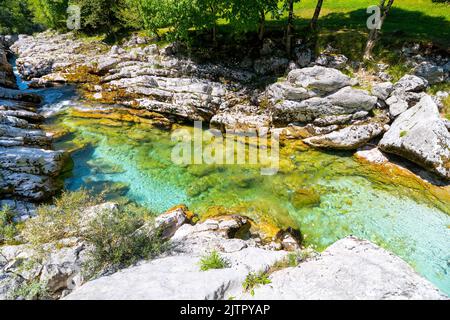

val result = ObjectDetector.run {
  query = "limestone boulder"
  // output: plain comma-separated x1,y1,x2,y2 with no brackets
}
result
245,237,447,300
379,95,450,179
304,122,386,150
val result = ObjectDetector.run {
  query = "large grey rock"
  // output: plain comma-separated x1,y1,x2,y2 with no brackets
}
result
304,122,385,150
386,89,427,117
266,82,315,101
0,239,87,299
0,125,51,146
0,147,65,176
63,212,289,300
272,86,377,124
372,82,394,100
379,95,450,179
393,74,428,92
245,237,447,300
0,170,61,200
287,66,352,94
64,247,286,300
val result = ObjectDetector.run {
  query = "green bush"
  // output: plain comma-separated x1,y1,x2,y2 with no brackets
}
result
9,279,50,300
0,0,35,34
242,271,271,296
82,203,167,279
0,205,18,245
19,189,167,279
27,0,68,30
199,250,230,271
20,189,101,245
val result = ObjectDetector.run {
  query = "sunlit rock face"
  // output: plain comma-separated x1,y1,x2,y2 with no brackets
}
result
380,95,450,180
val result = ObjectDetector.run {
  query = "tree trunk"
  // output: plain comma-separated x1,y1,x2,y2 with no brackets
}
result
258,10,266,41
286,0,296,54
363,0,394,60
210,5,217,44
310,0,323,31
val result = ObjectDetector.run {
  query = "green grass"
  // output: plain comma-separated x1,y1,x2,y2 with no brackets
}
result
9,279,50,300
428,82,450,119
291,0,449,45
199,250,230,271
242,271,272,296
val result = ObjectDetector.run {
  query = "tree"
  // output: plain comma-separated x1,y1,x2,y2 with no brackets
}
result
363,0,395,60
284,0,301,54
27,0,68,30
310,0,323,31
132,0,170,38
228,0,279,41
0,0,34,34
197,0,230,43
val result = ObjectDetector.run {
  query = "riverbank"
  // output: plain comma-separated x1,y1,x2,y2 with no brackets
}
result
1,31,449,299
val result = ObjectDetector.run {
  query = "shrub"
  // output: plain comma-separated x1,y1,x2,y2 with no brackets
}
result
0,205,18,245
20,189,102,245
19,189,167,281
242,271,271,296
82,203,167,279
9,279,50,300
269,251,313,274
27,0,69,30
199,250,230,271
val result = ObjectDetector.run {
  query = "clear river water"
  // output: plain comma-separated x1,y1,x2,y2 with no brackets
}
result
14,64,450,296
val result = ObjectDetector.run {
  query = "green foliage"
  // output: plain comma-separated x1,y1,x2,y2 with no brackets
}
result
19,189,167,280
9,279,50,300
131,0,172,38
20,189,102,245
242,271,271,296
0,0,35,33
26,0,68,29
227,0,279,37
0,205,18,244
71,0,132,35
82,203,166,279
199,250,230,271
271,252,303,270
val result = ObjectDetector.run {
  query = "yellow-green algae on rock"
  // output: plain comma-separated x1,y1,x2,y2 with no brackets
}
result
46,103,450,296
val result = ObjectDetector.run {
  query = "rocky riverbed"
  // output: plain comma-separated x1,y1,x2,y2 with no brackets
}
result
1,31,449,299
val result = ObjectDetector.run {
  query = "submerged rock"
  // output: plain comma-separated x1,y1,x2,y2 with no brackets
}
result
379,95,450,180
